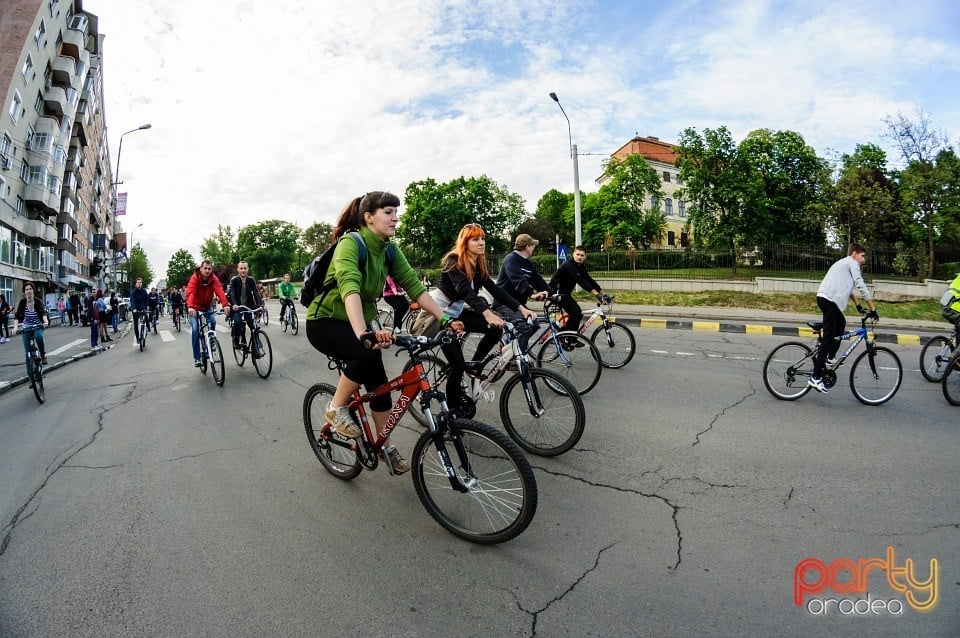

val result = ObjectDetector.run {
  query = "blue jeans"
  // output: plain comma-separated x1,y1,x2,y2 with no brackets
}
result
189,307,218,360
22,328,45,376
112,311,119,332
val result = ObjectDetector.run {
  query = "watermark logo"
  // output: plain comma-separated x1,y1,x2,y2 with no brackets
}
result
794,546,938,616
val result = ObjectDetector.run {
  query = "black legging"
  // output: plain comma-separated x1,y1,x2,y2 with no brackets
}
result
0,314,9,339
306,317,391,411
383,294,409,328
813,296,845,378
556,294,583,332
440,308,503,405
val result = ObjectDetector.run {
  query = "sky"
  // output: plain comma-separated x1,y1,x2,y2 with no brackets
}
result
83,0,960,277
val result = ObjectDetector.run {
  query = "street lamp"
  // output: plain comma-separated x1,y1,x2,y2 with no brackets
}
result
112,123,152,286
549,92,582,248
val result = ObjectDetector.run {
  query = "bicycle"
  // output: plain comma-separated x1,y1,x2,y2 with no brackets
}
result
132,309,149,352
526,295,603,395
279,298,299,335
303,330,538,544
563,295,636,369
940,349,960,405
195,309,226,386
404,321,586,456
19,326,45,404
149,307,159,334
376,300,421,334
231,305,273,379
172,305,183,333
762,313,902,405
919,325,960,382
257,304,269,326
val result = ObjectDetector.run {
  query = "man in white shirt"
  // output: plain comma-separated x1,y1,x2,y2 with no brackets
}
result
809,243,878,393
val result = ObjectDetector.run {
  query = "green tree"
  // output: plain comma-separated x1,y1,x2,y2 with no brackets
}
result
397,175,526,263
200,224,236,267
533,189,574,243
831,144,904,249
165,248,197,289
120,244,154,294
594,154,666,248
235,220,302,279
302,221,334,255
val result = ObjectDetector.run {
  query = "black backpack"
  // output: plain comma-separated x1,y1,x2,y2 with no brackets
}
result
300,231,395,307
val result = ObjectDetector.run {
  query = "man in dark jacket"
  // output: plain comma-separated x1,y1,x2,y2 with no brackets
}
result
549,245,607,332
68,291,81,326
493,234,550,346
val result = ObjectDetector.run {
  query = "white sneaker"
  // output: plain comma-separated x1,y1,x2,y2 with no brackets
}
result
325,402,361,438
825,356,838,367
807,377,828,394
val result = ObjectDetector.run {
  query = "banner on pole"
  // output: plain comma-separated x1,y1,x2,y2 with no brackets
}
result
116,192,128,216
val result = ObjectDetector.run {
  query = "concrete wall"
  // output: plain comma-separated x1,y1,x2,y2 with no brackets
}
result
596,277,952,300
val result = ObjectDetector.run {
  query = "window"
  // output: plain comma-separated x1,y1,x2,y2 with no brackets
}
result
0,176,5,198
25,125,34,149
0,225,10,263
49,0,58,16
68,15,88,33
34,91,43,114
31,131,52,152
676,174,683,185
35,20,46,44
667,231,675,246
28,165,46,185
651,193,660,210
15,197,23,216
54,145,66,165
9,91,22,123
665,198,673,216
13,232,26,266
22,55,34,80
680,232,689,248
663,171,671,183
678,200,686,218
0,133,11,161
20,163,29,182
47,174,61,195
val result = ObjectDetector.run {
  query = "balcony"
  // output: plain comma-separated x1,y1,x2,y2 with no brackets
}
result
57,210,79,232
66,147,82,171
62,174,78,205
60,29,84,61
24,184,58,215
51,55,75,85
44,86,67,119
57,237,78,256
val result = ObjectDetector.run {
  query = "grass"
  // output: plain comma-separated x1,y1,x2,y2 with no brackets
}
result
574,290,946,322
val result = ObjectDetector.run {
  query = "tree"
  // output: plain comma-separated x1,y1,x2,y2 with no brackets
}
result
235,220,302,279
302,221,334,256
120,244,154,294
594,154,666,249
166,249,197,289
200,224,236,267
830,144,904,249
397,175,527,263
884,109,958,277
532,189,574,243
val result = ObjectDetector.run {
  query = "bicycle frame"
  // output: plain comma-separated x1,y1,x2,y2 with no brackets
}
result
811,317,882,377
198,310,219,354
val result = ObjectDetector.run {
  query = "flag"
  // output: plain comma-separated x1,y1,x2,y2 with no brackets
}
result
116,192,128,216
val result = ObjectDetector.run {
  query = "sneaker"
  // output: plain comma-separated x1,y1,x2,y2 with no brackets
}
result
194,359,202,367
41,356,48,365
325,402,361,438
825,356,837,367
380,445,410,474
807,377,828,394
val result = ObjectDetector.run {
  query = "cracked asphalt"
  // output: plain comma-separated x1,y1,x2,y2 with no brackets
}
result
0,304,957,637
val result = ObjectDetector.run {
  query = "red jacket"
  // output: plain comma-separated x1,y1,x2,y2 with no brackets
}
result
185,271,229,310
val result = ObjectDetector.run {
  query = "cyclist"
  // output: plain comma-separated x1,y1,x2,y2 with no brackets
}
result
169,286,185,325
227,260,264,350
130,277,150,339
277,273,297,325
381,275,409,333
14,281,49,381
185,259,230,367
493,233,550,348
550,245,608,333
306,191,454,474
809,243,878,393
436,223,537,412
147,287,160,333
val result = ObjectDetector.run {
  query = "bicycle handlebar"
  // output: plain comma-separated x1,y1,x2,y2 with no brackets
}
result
361,329,457,352
233,305,263,315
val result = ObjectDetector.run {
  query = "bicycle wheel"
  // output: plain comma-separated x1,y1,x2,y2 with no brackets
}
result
403,308,420,334
499,367,585,456
411,419,537,544
252,331,272,379
27,355,45,404
920,336,953,382
174,314,181,332
303,383,362,480
376,308,394,331
534,331,602,395
210,338,225,386
850,346,901,405
261,307,269,325
281,312,288,332
762,341,814,400
590,322,636,369
233,336,246,366
290,310,299,335
199,338,208,375
402,354,449,427
138,323,145,352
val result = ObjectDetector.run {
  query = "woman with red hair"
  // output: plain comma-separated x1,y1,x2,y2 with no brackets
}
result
436,223,537,412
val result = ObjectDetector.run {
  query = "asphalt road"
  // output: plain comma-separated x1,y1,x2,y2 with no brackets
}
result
0,305,957,637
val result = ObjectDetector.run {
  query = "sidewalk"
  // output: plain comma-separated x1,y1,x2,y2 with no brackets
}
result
0,302,947,396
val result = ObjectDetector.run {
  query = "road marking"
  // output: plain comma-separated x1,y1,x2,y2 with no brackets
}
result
677,351,696,356
651,349,668,354
48,339,88,356
160,330,176,342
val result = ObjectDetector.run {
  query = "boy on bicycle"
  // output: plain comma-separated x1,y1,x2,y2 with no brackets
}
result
277,273,297,325
227,260,264,351
549,245,608,333
185,260,231,367
809,243,878,393
130,278,150,338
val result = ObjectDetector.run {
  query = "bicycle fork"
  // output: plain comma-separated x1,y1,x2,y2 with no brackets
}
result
420,390,471,493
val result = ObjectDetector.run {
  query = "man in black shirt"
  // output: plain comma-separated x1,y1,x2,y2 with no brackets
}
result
549,245,607,332
493,234,550,345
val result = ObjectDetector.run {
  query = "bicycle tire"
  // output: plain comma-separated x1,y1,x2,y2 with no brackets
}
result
403,354,451,427
303,383,362,480
376,308,394,331
210,338,225,386
411,418,537,544
199,339,208,375
533,331,602,395
850,346,901,405
920,336,953,382
403,308,420,334
499,367,585,456
233,337,246,366
762,341,814,400
590,322,636,369
281,314,288,333
27,355,45,404
138,322,145,352
261,307,269,325
290,310,299,335
252,331,272,379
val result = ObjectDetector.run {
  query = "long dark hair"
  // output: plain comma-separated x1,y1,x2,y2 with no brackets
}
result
332,191,400,241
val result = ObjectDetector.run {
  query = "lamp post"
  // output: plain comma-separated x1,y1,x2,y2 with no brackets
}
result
112,123,151,287
549,92,582,248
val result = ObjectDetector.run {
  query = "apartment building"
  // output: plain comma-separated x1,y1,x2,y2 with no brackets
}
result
0,0,112,309
599,135,689,249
